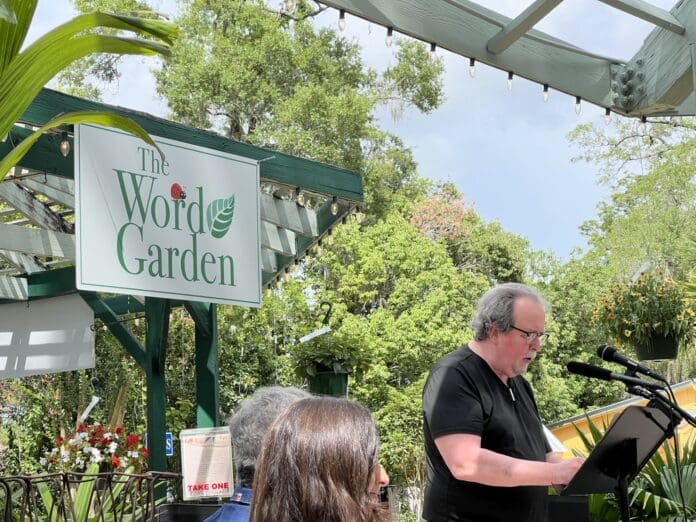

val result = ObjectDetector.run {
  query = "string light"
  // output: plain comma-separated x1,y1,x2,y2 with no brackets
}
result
469,58,476,78
295,187,305,206
338,9,346,31
59,131,70,157
330,196,339,216
575,96,582,115
507,71,513,91
543,84,549,102
386,27,393,47
604,108,611,125
430,42,437,59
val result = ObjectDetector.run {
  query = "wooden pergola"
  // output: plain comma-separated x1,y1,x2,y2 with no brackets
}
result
0,88,363,471
321,0,696,118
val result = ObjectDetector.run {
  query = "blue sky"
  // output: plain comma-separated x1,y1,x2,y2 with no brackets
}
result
30,0,675,259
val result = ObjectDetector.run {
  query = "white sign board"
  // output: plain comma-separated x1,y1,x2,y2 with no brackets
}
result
0,294,95,378
180,427,233,500
75,124,261,307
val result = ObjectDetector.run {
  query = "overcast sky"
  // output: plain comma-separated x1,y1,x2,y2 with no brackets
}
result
29,0,676,259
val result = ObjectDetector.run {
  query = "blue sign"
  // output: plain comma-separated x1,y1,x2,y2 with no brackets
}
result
165,431,174,456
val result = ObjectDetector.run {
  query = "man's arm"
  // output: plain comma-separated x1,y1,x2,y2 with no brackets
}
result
435,434,584,487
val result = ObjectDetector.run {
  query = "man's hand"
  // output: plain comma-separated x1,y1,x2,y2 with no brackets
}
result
551,457,585,488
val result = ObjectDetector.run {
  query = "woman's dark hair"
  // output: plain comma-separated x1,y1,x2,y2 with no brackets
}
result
249,396,390,522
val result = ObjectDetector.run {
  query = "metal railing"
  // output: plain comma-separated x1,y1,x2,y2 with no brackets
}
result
0,471,181,521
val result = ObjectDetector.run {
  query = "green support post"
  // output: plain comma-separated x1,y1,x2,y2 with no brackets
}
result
188,301,218,427
145,297,171,472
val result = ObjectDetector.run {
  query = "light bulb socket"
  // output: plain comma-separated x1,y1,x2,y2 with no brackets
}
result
507,71,513,90
430,42,436,54
295,187,305,206
575,96,582,115
543,84,549,102
469,58,476,78
59,131,70,157
338,9,346,31
386,26,393,47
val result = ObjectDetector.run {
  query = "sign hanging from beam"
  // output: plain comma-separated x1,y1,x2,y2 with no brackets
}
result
75,124,261,307
0,294,95,379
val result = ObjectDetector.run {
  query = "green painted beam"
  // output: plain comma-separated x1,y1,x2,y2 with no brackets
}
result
317,0,696,116
26,266,76,299
624,0,696,115
320,0,620,110
486,0,563,55
0,126,72,178
191,302,218,428
79,291,147,369
184,301,212,337
598,0,685,34
145,297,171,473
19,89,363,202
102,295,146,315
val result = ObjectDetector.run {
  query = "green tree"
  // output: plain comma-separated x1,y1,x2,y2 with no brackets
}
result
0,0,177,180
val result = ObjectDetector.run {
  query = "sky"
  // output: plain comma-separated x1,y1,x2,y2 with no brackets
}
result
29,0,677,259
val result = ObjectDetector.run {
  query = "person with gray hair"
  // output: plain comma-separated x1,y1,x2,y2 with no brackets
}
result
205,386,311,522
421,283,584,521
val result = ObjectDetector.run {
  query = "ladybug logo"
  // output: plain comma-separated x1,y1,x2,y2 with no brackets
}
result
170,183,187,200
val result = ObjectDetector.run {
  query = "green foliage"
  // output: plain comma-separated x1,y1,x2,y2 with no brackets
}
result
0,0,176,181
593,269,695,347
574,415,696,521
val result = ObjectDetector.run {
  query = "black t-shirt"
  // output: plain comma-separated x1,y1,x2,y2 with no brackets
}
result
422,346,551,522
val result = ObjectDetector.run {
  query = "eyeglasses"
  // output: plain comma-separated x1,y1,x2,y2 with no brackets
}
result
509,325,545,344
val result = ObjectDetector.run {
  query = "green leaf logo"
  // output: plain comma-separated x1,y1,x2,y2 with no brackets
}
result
206,195,235,239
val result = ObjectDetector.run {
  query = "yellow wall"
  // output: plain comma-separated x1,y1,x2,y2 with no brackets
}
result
549,380,696,459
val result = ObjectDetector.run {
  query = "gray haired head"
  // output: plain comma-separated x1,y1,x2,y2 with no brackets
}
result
229,385,311,487
470,283,549,341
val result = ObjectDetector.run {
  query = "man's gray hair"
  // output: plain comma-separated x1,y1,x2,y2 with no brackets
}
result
229,385,311,487
470,282,550,341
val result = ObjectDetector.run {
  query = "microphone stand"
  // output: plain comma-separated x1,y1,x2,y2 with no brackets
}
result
613,373,693,522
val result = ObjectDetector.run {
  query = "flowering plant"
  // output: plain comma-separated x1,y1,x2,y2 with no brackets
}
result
592,270,695,346
41,423,149,474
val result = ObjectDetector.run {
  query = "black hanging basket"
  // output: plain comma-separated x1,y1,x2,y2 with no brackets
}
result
308,365,349,397
634,333,678,361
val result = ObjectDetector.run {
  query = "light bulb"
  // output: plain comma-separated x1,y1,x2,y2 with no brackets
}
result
330,196,339,216
575,96,582,115
135,317,140,327
430,42,437,60
543,84,549,102
59,132,70,157
604,108,611,125
338,9,346,31
284,0,296,13
326,231,334,246
1,133,7,143
639,116,647,134
507,71,513,91
386,27,393,47
469,58,475,78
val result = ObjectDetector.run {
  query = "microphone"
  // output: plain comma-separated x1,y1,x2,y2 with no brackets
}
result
596,344,666,382
566,361,666,391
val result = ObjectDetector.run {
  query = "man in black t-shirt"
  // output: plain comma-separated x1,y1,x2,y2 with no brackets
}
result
422,283,584,522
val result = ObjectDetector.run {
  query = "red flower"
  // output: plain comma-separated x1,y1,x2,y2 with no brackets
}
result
126,434,140,448
55,437,63,445
111,456,120,468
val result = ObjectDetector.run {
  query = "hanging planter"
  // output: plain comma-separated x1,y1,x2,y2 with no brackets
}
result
634,333,679,361
593,269,695,361
307,364,349,397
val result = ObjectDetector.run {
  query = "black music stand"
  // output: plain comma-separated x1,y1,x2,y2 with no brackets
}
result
561,403,679,522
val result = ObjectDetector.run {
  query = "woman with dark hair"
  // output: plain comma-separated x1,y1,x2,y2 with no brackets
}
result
249,396,391,522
